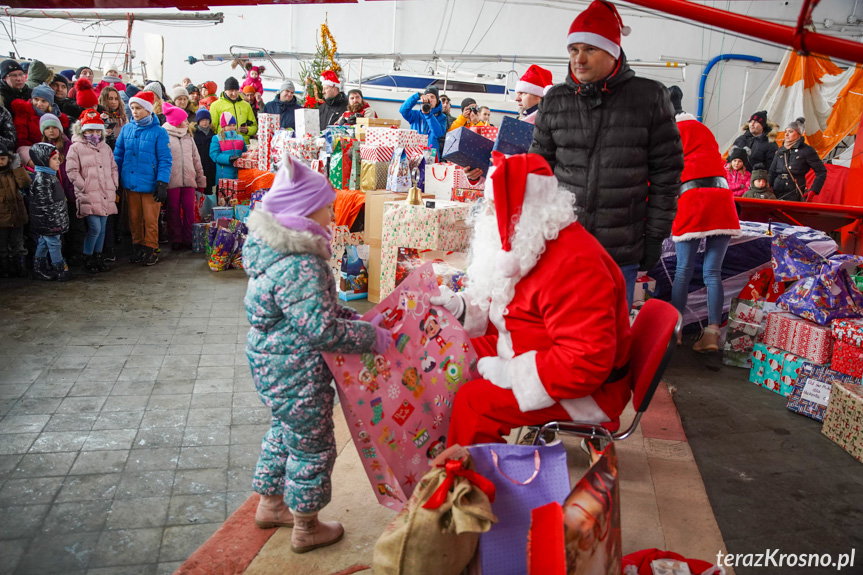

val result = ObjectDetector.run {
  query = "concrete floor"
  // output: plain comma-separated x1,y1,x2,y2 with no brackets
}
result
1,249,861,574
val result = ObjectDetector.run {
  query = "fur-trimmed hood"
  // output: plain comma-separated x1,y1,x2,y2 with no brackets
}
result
244,208,331,277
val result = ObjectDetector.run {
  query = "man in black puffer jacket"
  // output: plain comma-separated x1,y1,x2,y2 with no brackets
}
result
732,111,778,171
529,0,683,305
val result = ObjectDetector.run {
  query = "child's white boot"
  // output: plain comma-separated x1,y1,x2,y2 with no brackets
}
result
289,510,344,553
254,494,294,529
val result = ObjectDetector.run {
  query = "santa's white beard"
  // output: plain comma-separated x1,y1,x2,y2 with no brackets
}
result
464,176,577,312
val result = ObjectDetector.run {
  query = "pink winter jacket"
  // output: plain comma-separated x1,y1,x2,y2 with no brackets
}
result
165,123,206,190
725,164,751,197
66,131,119,217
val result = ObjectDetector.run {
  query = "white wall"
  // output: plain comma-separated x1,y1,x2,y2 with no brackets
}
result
3,0,861,145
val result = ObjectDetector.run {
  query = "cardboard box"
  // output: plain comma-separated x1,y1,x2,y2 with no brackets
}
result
356,118,401,128
368,245,382,303
364,190,433,247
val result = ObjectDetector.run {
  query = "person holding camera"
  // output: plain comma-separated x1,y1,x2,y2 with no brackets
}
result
208,77,258,146
447,98,482,132
336,89,377,125
399,86,447,158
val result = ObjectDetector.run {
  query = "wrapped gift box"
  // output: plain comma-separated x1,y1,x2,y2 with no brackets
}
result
269,130,293,167
821,380,863,463
379,201,472,299
217,179,239,206
721,298,778,367
442,127,494,176
295,108,320,138
452,188,484,203
355,118,401,128
830,340,863,377
763,312,833,365
360,161,388,191
492,115,535,156
452,165,485,191
633,275,656,310
256,113,281,172
234,204,251,223
749,343,811,397
786,365,857,422
329,225,365,280
469,126,499,141
211,206,234,221
831,318,863,347
359,145,424,163
365,127,425,148
722,349,754,369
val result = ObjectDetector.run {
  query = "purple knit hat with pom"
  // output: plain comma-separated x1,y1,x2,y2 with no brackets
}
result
261,156,336,240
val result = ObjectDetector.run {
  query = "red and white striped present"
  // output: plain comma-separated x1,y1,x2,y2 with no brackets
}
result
764,311,833,365
365,127,425,148
360,145,425,163
831,339,863,377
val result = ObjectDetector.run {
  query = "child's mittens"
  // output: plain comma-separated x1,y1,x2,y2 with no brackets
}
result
370,313,393,354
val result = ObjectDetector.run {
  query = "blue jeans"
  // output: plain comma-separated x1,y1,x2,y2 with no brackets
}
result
672,236,731,325
83,215,107,255
619,263,639,309
35,234,63,265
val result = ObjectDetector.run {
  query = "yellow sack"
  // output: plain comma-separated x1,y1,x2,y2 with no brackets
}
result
373,448,497,575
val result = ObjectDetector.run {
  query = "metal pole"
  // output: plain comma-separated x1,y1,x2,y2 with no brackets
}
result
739,67,751,129
1,9,223,22
359,58,363,90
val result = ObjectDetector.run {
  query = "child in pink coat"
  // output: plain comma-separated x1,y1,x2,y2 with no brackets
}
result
241,63,265,95
162,103,206,251
725,146,751,197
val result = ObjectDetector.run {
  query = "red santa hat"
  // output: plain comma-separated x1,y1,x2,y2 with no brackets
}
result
78,108,104,131
320,70,340,88
75,78,99,108
489,152,556,277
129,90,155,114
514,65,554,97
567,0,631,60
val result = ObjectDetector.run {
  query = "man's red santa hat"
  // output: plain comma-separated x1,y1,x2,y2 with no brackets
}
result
514,65,554,98
567,0,631,60
490,152,558,278
320,70,340,88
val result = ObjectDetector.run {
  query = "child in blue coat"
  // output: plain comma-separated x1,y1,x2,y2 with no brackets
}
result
209,112,246,183
243,155,391,553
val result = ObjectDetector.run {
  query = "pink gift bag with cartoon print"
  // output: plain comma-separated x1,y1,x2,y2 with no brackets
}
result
323,263,479,510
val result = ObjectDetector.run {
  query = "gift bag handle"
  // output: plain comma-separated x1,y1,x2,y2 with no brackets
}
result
491,449,541,486
432,165,449,181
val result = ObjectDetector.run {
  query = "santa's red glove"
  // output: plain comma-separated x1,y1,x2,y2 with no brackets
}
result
804,191,818,202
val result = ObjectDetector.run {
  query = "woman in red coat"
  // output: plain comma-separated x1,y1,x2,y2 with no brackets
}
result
11,83,69,167
669,87,741,352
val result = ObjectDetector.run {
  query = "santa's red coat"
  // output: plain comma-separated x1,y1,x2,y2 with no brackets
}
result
466,222,632,424
672,114,741,242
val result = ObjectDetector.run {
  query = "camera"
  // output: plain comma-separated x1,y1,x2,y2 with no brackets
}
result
466,106,478,114
421,103,431,114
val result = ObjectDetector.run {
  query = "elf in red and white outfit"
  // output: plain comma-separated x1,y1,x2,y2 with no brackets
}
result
433,152,632,447
515,65,553,124
668,86,741,352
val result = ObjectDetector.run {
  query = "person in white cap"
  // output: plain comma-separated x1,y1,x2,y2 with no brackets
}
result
515,65,553,124
529,0,683,308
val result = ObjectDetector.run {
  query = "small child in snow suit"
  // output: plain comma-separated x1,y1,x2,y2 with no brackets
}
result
66,109,119,274
243,155,392,553
209,112,246,183
725,146,751,197
742,164,776,200
28,142,72,281
0,144,31,278
241,63,265,95
162,103,206,251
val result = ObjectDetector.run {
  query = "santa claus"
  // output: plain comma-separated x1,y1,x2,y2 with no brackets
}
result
432,152,633,446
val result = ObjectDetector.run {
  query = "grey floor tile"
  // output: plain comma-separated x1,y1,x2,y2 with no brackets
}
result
166,492,226,526
229,444,260,469
192,379,234,394
227,468,252,492
0,476,64,505
0,504,51,539
0,414,50,434
197,366,234,380
124,355,165,369
230,424,268,446
56,473,121,502
186,408,232,428
44,413,99,432
29,430,91,453
151,381,194,395
134,428,184,449
56,396,108,414
82,429,138,451
92,411,145,431
117,367,161,382
0,454,22,479
87,563,159,575
156,366,197,381
103,395,151,412
173,468,227,495
189,392,232,409
0,432,37,455
177,446,229,470
106,497,171,530
92,345,135,358
89,527,163,568
51,355,90,369
125,448,180,472
16,531,99,572
68,381,116,397
156,561,183,575
116,470,175,499
231,407,271,425
130,344,169,356
197,354,234,367
79,366,124,382
167,344,203,356
24,381,76,398
40,368,83,384
8,397,62,416
182,426,230,447
13,451,78,478
109,382,156,397
140,410,187,429
160,355,198,368
231,392,260,408
158,523,219,562
40,499,112,535
0,368,43,384
70,450,129,475
226,491,250,516
146,394,191,411
86,357,128,369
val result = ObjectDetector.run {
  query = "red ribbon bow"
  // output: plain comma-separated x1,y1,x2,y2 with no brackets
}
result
422,458,496,510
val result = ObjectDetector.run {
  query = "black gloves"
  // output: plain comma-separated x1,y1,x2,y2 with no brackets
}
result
153,181,168,203
639,236,664,271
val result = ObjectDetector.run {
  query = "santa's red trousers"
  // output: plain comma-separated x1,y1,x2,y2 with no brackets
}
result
447,334,570,447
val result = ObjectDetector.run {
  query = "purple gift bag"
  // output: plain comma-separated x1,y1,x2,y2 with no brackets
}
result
469,441,571,575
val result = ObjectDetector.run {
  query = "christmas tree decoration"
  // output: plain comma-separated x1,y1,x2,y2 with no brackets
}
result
298,17,343,109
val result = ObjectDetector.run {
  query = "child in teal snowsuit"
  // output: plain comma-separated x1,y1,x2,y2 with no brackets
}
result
243,155,392,553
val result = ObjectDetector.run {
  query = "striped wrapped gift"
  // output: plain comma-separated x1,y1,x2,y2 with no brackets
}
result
360,145,425,163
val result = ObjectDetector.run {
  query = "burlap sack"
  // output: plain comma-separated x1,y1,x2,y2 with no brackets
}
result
373,448,497,575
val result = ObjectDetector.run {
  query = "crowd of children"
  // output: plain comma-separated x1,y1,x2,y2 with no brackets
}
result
0,59,263,279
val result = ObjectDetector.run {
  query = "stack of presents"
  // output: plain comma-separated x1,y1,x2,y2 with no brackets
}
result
721,232,863,464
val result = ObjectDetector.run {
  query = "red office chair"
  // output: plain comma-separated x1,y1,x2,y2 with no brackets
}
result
531,298,683,445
